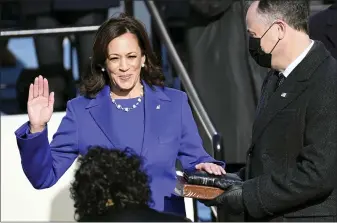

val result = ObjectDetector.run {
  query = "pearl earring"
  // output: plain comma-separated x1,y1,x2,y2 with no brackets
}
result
141,64,145,67
101,67,105,72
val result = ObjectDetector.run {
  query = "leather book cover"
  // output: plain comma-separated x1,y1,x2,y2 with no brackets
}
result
174,175,224,200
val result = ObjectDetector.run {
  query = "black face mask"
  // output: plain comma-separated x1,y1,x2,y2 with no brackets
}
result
249,23,280,68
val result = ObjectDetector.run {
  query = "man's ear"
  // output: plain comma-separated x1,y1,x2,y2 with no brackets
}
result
276,20,286,40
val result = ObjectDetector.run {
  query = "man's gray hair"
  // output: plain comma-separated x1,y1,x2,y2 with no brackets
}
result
255,0,310,33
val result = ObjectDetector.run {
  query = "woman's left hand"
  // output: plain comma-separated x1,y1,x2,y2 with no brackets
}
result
195,163,226,175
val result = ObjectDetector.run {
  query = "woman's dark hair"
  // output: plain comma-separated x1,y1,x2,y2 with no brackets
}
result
70,146,152,221
80,13,165,98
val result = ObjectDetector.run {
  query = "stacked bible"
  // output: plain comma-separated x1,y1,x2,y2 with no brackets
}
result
175,171,242,200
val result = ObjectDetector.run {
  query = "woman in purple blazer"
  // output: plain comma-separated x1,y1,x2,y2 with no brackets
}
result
15,14,225,216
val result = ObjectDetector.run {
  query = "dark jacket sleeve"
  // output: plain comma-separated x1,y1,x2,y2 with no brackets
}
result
188,0,232,18
242,70,337,218
235,167,246,180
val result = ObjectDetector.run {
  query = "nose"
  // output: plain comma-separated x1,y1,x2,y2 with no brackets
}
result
119,58,129,71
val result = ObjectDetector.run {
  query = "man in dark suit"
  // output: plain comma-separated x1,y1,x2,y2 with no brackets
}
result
309,1,337,59
203,0,337,221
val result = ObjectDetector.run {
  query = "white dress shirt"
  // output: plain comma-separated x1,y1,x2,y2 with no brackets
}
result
281,40,315,78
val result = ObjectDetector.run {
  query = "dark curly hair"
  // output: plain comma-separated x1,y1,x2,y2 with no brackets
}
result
80,13,165,98
70,146,153,221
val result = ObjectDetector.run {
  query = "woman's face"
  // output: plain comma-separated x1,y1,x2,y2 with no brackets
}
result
105,32,145,91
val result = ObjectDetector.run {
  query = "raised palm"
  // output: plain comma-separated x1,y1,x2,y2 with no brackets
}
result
27,75,54,131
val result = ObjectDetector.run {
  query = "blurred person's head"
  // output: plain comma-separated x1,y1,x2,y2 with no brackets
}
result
81,13,165,98
246,0,311,71
70,146,152,221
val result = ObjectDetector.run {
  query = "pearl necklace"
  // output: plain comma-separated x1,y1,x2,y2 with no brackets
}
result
110,87,144,112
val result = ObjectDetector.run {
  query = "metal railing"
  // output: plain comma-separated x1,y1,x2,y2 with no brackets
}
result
0,26,99,38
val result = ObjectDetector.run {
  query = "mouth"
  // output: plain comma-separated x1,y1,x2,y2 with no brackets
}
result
119,74,132,81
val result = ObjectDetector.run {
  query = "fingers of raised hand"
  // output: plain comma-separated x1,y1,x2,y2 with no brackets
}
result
43,78,49,97
48,91,55,109
28,84,34,101
33,77,39,98
38,75,44,96
31,75,49,98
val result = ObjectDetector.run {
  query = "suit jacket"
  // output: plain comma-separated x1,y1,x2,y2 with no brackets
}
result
309,3,337,59
240,42,337,221
15,82,223,215
79,205,191,222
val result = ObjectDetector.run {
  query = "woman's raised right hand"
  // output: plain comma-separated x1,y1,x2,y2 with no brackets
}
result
27,75,54,133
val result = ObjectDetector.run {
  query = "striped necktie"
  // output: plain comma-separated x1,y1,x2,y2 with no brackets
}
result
275,72,285,91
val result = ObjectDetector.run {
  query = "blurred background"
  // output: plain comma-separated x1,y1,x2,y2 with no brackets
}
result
1,0,335,221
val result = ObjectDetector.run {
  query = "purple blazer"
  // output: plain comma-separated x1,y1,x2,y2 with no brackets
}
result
15,82,224,215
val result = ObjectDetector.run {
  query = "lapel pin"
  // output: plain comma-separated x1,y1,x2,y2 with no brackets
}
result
156,105,160,110
281,93,287,98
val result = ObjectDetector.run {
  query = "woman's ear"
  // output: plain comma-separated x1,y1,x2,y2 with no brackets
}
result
141,55,146,67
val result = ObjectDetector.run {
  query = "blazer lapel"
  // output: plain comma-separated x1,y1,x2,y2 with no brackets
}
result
252,80,308,145
141,82,171,156
85,85,121,148
251,42,330,146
